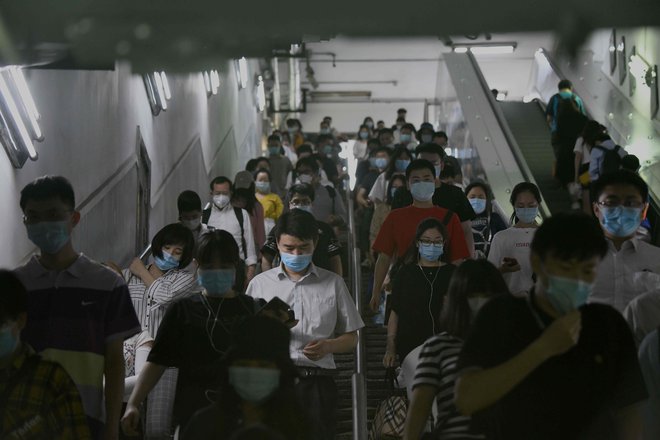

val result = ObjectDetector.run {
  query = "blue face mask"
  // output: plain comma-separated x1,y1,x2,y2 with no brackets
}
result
421,134,433,143
280,252,313,272
545,274,593,315
359,131,369,140
559,90,573,99
268,146,280,156
323,145,333,155
291,205,313,214
400,133,412,143
390,186,401,199
410,181,435,202
418,243,443,261
515,207,538,224
600,206,642,238
372,157,388,170
198,268,236,296
0,324,18,359
255,181,271,194
320,128,330,135
229,366,280,404
365,121,374,129
26,220,71,255
154,250,180,271
469,198,487,215
395,159,410,172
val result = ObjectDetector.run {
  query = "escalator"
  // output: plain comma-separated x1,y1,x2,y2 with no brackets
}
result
498,101,572,214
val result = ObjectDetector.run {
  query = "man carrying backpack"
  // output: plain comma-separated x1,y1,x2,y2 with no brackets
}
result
589,133,629,183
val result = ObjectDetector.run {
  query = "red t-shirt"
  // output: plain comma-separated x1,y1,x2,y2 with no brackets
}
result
372,205,470,262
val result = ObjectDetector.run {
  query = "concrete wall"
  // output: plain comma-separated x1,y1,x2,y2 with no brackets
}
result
1,59,264,268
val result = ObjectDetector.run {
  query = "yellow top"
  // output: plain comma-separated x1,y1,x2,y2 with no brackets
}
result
256,192,284,221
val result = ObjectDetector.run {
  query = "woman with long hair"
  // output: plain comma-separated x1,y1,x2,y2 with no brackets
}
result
487,182,541,296
181,316,309,439
233,171,267,253
368,147,413,203
383,218,456,368
464,181,507,259
403,260,508,439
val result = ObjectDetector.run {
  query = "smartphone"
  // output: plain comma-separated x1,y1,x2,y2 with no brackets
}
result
503,257,519,266
258,297,298,327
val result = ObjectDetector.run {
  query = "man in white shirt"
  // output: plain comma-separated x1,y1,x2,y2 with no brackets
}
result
246,209,364,440
590,171,660,320
202,176,257,281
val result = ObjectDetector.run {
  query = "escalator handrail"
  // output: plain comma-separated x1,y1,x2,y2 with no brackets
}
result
465,51,552,220
344,182,368,440
139,244,152,262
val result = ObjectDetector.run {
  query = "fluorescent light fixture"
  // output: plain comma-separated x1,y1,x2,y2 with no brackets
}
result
237,57,248,89
210,70,220,95
8,67,42,141
452,43,517,55
159,72,171,100
256,75,266,112
203,71,212,94
0,73,37,160
153,72,168,110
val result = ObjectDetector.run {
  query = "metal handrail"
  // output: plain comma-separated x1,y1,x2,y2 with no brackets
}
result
138,244,152,262
345,182,368,440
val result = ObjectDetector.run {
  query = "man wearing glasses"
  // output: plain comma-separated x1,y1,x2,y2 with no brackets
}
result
590,171,660,316
13,175,140,439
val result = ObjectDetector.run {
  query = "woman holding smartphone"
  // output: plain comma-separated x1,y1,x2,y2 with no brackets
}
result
487,182,541,296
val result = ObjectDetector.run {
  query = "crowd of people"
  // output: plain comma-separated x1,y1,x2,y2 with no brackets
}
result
1,94,660,440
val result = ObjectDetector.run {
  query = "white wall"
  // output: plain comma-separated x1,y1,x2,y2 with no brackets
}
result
1,59,263,268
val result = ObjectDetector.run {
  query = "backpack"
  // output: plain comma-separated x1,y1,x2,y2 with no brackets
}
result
592,144,625,176
202,206,248,260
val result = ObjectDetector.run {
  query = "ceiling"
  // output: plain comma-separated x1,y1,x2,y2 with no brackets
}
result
0,0,659,71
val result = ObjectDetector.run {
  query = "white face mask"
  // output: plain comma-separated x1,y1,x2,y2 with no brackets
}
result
298,174,313,184
182,217,201,231
213,194,230,209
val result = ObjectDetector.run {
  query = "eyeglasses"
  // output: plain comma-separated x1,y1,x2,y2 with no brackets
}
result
597,199,645,209
23,210,72,224
419,239,443,246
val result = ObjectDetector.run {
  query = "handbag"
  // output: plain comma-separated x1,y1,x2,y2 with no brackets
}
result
368,368,408,440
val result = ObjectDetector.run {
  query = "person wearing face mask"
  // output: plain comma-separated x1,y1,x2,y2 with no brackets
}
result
290,157,347,225
285,119,305,150
178,190,211,255
261,184,342,275
369,174,407,260
378,128,396,149
232,171,267,258
465,182,507,259
417,122,435,145
0,270,92,439
180,316,309,439
370,160,470,312
487,182,541,296
353,123,372,160
203,176,258,282
587,172,660,344
13,176,141,440
315,134,341,186
246,210,364,440
254,169,284,236
116,223,197,439
122,230,262,436
383,218,457,370
265,134,293,199
455,212,646,440
368,147,412,204
403,260,507,440
397,123,418,152
392,116,407,143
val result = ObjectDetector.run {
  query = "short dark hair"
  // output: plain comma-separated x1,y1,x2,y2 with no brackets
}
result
20,175,76,211
372,146,393,157
397,108,407,113
367,138,381,148
254,168,272,181
210,176,232,191
401,123,416,132
177,190,202,213
197,229,246,292
405,159,436,180
592,170,649,201
255,157,270,168
245,158,259,173
433,131,448,140
295,156,320,173
0,270,28,323
274,210,319,242
296,144,314,156
621,155,641,173
316,134,333,144
151,223,195,269
288,183,316,202
267,134,281,143
531,211,607,263
558,79,573,90
440,260,508,339
378,128,394,136
415,142,445,158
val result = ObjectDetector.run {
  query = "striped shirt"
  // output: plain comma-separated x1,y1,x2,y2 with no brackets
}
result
14,254,141,437
413,332,484,439
122,268,197,338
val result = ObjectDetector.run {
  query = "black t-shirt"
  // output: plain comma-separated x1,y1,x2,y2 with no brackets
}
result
392,184,476,222
390,264,455,361
471,212,508,258
359,170,380,194
147,294,261,426
457,292,647,440
261,220,341,271
320,156,339,183
355,161,371,187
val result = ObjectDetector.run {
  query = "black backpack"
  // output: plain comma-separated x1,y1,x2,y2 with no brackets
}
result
592,144,626,176
202,206,248,260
